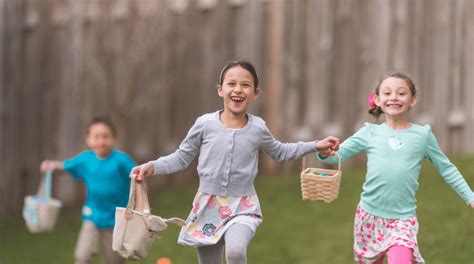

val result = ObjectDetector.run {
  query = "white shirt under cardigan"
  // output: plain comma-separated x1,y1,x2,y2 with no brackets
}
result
150,110,317,196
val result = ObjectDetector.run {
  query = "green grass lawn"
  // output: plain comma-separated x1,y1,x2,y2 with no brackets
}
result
1,156,473,264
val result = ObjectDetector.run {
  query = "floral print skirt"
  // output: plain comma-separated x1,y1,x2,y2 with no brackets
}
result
354,204,425,263
178,192,263,247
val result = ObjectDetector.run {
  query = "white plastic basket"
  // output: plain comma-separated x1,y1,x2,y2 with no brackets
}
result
22,171,62,233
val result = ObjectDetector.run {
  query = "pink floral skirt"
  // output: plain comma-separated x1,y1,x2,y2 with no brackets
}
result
178,192,263,247
354,204,425,263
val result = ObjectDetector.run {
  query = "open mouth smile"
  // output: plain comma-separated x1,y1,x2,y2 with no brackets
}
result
231,96,245,103
386,103,402,108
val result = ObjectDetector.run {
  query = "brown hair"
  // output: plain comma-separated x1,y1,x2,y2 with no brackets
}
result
368,72,417,118
87,116,117,136
218,59,259,92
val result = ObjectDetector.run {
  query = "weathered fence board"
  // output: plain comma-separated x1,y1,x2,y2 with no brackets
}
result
1,0,25,215
464,0,474,153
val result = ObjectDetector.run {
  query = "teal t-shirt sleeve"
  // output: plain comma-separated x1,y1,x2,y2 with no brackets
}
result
424,126,474,205
318,123,370,165
121,153,137,178
63,151,89,180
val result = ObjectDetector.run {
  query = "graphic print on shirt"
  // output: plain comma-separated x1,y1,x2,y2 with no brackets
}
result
388,136,404,150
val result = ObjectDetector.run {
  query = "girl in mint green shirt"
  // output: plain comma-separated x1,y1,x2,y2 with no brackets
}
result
319,73,474,264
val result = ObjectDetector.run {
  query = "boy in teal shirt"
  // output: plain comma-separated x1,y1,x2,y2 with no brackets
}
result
41,117,135,264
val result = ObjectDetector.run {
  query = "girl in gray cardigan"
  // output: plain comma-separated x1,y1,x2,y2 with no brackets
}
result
132,60,339,264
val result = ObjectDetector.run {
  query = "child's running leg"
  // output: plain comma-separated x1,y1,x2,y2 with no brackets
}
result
197,239,225,264
386,245,413,264
359,255,384,264
224,223,254,264
74,221,99,264
100,229,124,264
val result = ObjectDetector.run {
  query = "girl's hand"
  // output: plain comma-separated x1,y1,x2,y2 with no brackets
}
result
470,201,474,209
318,149,334,158
315,136,340,153
131,162,154,182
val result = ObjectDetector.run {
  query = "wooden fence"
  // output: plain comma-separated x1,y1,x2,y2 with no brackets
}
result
1,0,474,215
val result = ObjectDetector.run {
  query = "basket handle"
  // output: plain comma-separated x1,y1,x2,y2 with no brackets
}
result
136,180,151,213
302,152,341,172
126,177,151,215
36,170,53,200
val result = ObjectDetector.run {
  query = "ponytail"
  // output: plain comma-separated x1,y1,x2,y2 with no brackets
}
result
367,91,383,119
368,105,383,118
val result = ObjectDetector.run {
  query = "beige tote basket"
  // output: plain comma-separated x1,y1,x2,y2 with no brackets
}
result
113,178,185,260
300,153,342,203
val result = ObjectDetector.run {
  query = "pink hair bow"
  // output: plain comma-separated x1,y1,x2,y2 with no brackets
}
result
368,91,376,108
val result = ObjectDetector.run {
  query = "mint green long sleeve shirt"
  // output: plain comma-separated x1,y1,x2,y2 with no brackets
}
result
319,122,474,219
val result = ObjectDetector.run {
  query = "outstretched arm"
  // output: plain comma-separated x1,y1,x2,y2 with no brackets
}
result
318,125,370,164
40,160,64,174
315,136,340,156
131,162,154,182
425,129,474,207
260,128,338,162
134,117,204,181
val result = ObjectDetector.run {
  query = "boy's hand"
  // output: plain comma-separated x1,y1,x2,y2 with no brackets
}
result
315,136,340,154
40,160,62,174
131,162,154,182
470,201,474,209
40,160,51,173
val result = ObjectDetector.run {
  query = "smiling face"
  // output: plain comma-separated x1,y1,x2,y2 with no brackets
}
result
375,77,417,120
218,66,259,117
86,122,115,158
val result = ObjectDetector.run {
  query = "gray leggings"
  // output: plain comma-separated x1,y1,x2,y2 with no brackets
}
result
197,223,254,264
